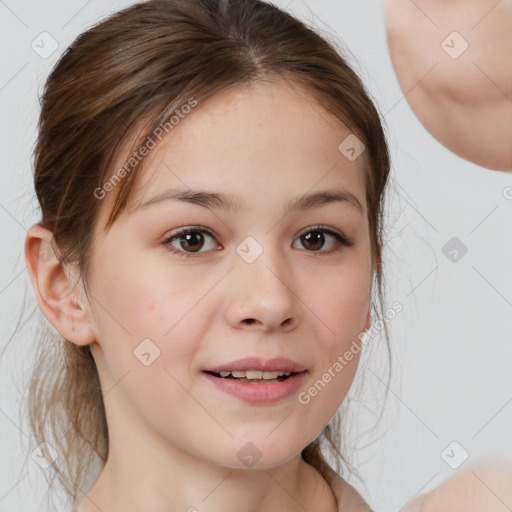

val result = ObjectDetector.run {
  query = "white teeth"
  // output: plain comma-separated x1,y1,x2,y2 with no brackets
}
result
245,370,263,379
217,370,292,379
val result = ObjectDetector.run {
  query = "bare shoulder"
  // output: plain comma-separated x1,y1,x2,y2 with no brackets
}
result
421,461,512,512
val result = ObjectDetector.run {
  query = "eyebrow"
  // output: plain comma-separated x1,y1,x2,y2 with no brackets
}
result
135,187,364,215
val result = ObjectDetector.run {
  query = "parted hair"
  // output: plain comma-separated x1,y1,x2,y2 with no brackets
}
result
24,0,392,505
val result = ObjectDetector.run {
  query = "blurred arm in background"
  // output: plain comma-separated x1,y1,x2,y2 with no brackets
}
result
386,0,512,172
422,460,512,511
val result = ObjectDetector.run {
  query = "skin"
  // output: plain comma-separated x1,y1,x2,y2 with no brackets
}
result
386,0,512,172
23,74,512,512
25,78,373,512
422,460,512,512
386,1,512,506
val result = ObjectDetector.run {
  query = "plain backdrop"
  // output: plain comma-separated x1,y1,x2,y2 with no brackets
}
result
1,0,511,511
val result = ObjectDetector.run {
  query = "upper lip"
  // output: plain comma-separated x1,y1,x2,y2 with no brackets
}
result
204,357,307,373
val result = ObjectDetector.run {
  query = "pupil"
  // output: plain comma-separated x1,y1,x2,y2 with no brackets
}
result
181,232,203,252
303,231,323,251
179,231,324,252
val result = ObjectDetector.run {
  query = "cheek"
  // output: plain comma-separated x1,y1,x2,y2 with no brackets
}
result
310,263,371,349
90,258,212,381
90,263,208,428
301,261,370,409
95,254,203,333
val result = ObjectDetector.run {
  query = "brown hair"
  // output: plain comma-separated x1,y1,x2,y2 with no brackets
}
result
22,0,392,506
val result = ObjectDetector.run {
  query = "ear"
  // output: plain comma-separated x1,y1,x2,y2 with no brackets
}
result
24,224,96,346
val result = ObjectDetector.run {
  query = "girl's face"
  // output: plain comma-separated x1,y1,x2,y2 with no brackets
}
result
84,78,372,470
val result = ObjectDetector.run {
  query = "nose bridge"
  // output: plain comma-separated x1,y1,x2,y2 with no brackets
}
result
225,234,299,330
239,235,293,302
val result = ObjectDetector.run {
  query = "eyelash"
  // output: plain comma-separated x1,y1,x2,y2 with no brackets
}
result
161,225,354,258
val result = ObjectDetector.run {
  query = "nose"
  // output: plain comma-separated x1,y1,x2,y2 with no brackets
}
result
223,247,301,333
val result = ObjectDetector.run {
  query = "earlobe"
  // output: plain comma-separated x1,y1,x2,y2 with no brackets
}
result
24,224,96,346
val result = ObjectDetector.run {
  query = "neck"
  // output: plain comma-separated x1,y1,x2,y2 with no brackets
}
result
78,435,337,512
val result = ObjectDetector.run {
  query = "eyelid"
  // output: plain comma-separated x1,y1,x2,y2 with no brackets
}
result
296,224,351,243
162,225,219,257
293,224,354,255
161,224,353,257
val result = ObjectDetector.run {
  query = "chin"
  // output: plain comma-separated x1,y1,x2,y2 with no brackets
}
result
207,439,303,471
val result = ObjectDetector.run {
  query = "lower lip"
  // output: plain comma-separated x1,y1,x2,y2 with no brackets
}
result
202,371,307,404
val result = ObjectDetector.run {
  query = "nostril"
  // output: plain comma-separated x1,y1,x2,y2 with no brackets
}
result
244,318,256,325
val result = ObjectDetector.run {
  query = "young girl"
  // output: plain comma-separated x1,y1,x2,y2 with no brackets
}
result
22,0,512,511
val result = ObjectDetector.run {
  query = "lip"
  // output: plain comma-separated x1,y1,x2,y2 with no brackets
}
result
202,370,307,404
204,356,307,373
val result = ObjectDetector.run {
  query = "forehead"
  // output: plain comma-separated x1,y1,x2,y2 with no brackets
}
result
99,78,367,229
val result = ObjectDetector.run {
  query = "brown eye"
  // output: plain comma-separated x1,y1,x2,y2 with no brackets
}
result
178,232,204,252
293,226,353,253
300,231,325,251
163,227,219,256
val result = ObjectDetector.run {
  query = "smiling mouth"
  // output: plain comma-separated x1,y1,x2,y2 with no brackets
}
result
203,370,299,383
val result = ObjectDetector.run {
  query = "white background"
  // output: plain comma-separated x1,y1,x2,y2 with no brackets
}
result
1,0,511,510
